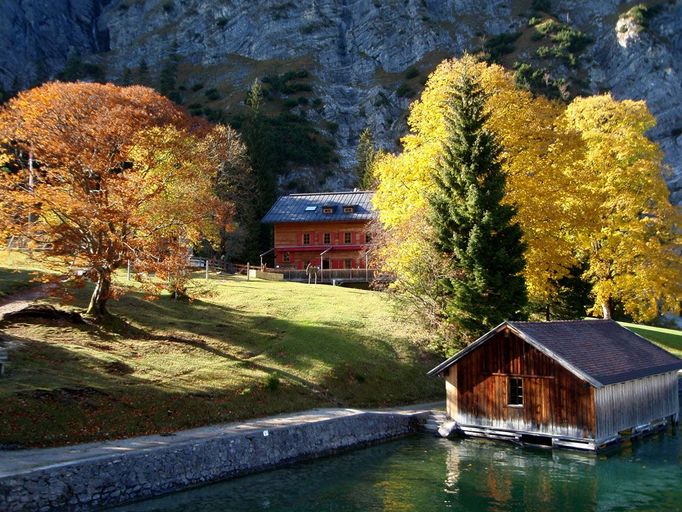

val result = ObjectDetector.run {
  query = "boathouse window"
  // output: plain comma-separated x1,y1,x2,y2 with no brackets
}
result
323,206,334,214
508,377,523,406
344,205,355,213
323,232,331,244
303,233,311,245
283,252,290,263
344,232,352,244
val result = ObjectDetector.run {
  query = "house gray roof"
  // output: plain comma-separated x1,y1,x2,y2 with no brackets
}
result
261,191,375,224
428,320,682,388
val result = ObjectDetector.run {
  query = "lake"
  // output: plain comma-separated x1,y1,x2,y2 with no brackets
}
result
113,426,682,512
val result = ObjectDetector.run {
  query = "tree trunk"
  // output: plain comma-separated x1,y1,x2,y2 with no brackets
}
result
86,270,112,317
545,304,551,321
601,300,613,320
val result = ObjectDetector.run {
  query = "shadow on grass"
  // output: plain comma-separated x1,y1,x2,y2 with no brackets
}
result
0,287,442,447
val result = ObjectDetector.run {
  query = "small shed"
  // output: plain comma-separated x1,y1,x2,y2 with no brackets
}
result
428,320,682,450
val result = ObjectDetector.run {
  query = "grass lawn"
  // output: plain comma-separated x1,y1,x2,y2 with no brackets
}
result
620,322,682,358
0,251,48,298
0,252,442,447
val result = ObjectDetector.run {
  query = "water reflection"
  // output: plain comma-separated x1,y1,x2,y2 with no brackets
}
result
114,427,681,512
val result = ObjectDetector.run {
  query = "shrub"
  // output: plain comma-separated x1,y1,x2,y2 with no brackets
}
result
534,18,561,36
204,88,220,101
484,31,522,62
396,82,416,98
216,17,228,28
297,96,309,105
404,65,419,79
162,1,173,13
531,0,551,12
191,83,204,92
264,373,280,391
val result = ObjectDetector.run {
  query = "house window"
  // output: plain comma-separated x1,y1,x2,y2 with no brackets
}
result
344,232,352,244
283,252,290,263
365,232,372,243
303,233,310,245
343,206,354,213
508,377,523,406
323,233,331,245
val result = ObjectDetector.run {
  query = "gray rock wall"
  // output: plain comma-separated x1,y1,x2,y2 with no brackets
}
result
1,0,681,201
0,410,421,511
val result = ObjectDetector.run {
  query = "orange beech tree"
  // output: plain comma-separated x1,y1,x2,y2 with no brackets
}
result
0,82,234,316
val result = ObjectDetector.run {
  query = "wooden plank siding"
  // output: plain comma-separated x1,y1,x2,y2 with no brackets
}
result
274,221,369,247
445,330,596,440
273,221,370,270
595,371,679,442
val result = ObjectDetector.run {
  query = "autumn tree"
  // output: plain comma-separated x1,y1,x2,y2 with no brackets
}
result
0,82,235,316
374,55,577,323
429,69,527,342
373,54,680,330
208,124,256,262
562,95,682,320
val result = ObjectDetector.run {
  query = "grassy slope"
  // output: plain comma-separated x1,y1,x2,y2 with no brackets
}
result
0,253,441,447
620,322,682,358
0,251,47,298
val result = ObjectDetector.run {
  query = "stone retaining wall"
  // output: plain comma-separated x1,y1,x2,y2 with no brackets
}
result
0,410,423,511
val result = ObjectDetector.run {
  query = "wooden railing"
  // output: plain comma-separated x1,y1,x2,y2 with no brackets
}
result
275,268,377,283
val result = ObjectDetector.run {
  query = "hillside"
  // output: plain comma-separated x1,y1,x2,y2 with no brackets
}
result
1,0,681,201
0,253,441,447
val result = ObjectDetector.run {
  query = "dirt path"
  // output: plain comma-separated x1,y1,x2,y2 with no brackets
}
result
0,285,49,321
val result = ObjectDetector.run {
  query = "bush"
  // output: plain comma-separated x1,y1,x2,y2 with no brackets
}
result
534,18,561,36
162,1,173,13
264,373,280,391
216,17,228,28
396,82,416,98
531,0,551,12
204,88,220,101
191,83,204,92
404,65,419,79
484,31,522,62
297,96,309,105
624,4,662,31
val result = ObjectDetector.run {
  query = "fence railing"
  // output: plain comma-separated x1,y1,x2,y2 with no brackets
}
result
274,268,377,283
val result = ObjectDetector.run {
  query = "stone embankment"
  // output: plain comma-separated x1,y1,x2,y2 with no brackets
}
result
0,405,436,511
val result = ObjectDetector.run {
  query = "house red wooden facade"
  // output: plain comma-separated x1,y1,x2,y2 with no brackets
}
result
262,191,374,270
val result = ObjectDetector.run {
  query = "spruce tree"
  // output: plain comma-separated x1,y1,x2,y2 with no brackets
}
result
429,68,527,342
355,127,377,189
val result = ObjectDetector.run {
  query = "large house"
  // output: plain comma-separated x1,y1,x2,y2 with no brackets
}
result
428,320,682,451
261,191,375,270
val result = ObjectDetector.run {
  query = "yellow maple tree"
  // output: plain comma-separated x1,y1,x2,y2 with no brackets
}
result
562,94,682,320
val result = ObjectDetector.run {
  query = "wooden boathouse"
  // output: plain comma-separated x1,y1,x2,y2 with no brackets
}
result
428,320,682,451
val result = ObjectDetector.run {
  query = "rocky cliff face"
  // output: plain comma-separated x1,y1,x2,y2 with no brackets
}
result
1,0,681,202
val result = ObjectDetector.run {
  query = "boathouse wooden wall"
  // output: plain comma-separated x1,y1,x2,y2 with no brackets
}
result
445,331,596,439
595,371,679,442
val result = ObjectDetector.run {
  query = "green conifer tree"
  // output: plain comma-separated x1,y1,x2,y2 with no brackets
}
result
355,127,377,189
242,79,277,259
429,68,527,343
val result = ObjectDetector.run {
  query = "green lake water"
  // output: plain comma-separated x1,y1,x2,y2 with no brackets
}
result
114,427,682,512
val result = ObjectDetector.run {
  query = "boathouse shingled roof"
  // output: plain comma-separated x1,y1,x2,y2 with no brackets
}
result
428,320,682,387
261,191,375,223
